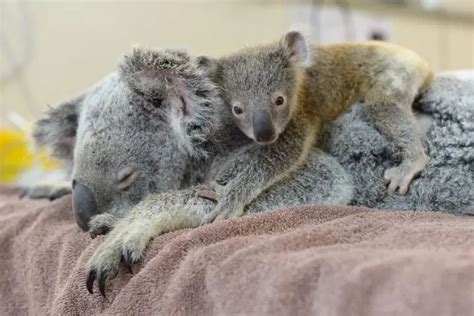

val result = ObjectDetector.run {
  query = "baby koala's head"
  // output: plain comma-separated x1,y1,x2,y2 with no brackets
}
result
201,31,310,144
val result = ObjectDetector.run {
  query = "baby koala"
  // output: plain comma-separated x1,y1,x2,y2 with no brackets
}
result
200,31,432,221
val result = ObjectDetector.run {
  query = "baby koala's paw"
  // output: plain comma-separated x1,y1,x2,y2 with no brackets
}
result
88,213,120,239
384,156,428,195
20,181,71,200
86,220,153,297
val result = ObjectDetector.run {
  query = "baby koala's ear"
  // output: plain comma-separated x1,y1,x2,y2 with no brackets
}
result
280,31,311,66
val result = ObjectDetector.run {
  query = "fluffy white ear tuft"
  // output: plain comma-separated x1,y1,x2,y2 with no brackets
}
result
281,31,311,66
32,94,83,161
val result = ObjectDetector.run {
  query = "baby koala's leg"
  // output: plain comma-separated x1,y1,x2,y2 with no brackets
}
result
365,85,428,195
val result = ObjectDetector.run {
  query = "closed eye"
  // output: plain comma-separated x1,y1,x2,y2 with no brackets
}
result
116,167,138,190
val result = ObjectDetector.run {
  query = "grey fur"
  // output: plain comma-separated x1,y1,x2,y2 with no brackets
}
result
197,32,434,222
85,73,472,295
27,48,472,293
323,76,474,213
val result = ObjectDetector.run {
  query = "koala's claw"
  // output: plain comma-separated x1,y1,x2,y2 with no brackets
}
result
90,226,110,239
88,213,119,238
121,254,134,273
86,270,97,294
86,268,111,297
384,157,427,195
86,258,119,297
122,250,137,267
86,218,153,296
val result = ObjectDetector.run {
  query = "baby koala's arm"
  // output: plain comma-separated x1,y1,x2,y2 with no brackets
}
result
207,115,317,221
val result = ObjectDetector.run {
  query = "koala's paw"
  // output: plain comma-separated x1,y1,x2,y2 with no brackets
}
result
205,200,245,223
86,221,152,297
20,182,71,201
384,156,427,195
89,213,120,239
193,183,218,201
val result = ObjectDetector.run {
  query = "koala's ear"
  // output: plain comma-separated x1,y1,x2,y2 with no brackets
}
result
195,56,218,75
119,47,191,103
32,94,83,161
280,31,310,66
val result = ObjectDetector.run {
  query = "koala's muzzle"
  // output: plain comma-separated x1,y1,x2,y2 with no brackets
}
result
72,181,99,231
253,110,276,144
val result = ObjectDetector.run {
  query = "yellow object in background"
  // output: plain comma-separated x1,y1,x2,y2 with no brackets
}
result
0,128,59,184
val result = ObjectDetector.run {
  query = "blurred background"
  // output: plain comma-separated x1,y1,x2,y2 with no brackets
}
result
0,0,473,184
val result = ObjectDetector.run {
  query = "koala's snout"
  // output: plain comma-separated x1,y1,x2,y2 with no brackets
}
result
253,110,276,144
72,180,99,231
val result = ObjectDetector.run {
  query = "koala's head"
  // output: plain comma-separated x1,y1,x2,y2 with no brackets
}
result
205,31,310,145
33,48,222,231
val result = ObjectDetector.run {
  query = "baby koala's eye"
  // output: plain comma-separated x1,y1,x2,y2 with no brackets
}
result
233,105,244,116
275,96,285,106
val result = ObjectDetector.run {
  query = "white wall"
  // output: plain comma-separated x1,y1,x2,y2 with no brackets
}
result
1,0,473,126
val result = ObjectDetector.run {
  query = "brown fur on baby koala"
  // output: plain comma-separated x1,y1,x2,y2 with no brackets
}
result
201,31,432,220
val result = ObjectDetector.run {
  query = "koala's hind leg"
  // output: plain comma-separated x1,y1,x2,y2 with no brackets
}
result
20,180,72,200
365,81,428,195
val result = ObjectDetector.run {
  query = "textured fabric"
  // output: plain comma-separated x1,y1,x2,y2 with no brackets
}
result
1,187,472,315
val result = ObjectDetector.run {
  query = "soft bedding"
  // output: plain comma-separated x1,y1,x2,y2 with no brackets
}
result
0,187,472,315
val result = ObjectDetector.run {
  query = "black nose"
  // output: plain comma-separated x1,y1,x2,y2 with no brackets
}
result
252,110,275,143
72,181,98,231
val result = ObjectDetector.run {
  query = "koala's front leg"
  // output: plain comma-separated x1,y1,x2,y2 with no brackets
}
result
20,180,72,200
86,188,215,296
206,117,317,222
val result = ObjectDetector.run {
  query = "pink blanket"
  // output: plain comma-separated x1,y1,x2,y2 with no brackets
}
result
0,186,473,315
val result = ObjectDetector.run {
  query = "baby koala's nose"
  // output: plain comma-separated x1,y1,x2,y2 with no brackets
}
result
72,180,99,231
253,110,276,144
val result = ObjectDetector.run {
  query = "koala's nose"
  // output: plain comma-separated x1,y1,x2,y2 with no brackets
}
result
72,180,99,231
253,110,276,144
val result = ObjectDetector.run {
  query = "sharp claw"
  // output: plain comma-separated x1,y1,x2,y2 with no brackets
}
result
98,226,110,236
122,252,132,265
121,255,133,274
98,271,107,298
90,226,109,239
86,270,96,294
